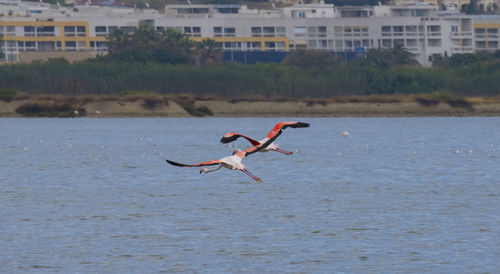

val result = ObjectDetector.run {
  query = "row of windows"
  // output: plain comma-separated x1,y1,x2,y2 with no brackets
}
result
0,25,16,33
475,28,499,33
5,41,88,51
92,25,367,38
1,26,87,37
476,41,499,48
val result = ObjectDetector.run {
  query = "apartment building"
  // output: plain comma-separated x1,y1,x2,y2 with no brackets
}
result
0,0,498,66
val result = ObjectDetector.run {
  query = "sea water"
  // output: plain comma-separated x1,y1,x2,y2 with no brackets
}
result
1,117,499,272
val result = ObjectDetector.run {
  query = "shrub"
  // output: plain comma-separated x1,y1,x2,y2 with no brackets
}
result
15,103,80,117
0,89,18,102
415,96,440,107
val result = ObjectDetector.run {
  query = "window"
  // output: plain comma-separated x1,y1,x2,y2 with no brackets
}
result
24,26,35,36
192,26,201,37
335,40,343,49
251,27,262,37
318,26,327,38
361,27,369,36
65,41,77,51
319,39,327,48
25,41,37,51
213,26,222,37
263,27,275,37
308,40,316,48
353,27,361,37
427,39,441,47
224,27,235,37
381,26,391,33
37,26,55,36
183,26,201,37
95,26,106,36
344,27,352,37
427,25,441,35
77,41,86,50
276,26,286,37
294,26,306,38
307,26,316,38
406,25,417,36
66,25,86,37
38,41,55,51
246,41,261,51
6,25,16,35
265,41,276,51
393,26,404,32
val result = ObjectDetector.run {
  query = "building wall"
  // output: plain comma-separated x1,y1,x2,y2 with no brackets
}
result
0,3,497,66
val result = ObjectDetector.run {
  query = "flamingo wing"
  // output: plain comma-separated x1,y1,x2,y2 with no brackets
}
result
240,129,283,158
265,121,310,139
220,132,261,146
166,159,221,167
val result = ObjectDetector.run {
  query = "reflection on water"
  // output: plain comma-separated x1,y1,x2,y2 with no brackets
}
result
1,117,499,272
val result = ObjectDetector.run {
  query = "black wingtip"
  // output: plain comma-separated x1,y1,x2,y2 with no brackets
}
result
220,136,237,144
166,160,185,167
295,122,310,128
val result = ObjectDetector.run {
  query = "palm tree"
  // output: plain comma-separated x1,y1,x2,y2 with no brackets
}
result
132,25,162,51
195,38,222,65
107,28,129,54
365,43,419,69
389,43,420,66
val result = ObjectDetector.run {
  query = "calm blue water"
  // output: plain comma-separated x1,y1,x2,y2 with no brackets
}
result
1,117,499,273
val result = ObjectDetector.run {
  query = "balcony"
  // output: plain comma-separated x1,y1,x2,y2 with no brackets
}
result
450,32,472,39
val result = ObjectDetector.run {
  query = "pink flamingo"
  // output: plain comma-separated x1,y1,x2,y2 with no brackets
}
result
166,127,283,181
220,121,309,155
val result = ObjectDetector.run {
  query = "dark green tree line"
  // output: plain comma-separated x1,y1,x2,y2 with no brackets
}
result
1,58,499,97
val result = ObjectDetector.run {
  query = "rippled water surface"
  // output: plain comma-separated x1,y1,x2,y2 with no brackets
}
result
1,117,499,273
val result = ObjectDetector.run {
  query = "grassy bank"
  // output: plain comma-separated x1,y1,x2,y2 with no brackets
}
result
2,91,499,117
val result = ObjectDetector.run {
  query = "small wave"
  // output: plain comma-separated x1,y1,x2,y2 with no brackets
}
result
344,227,379,231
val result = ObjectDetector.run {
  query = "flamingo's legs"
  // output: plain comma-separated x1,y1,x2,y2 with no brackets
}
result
240,169,262,182
272,148,293,155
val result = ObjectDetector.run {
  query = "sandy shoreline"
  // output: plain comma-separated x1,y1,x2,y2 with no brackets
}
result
1,98,500,117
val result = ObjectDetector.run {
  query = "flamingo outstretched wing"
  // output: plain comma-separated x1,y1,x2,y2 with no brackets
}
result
166,159,221,167
238,128,283,158
265,121,310,139
220,132,261,146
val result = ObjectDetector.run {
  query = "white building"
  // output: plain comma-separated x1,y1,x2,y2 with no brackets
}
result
0,1,497,66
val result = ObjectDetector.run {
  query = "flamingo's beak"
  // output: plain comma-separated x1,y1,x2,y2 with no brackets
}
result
199,168,204,174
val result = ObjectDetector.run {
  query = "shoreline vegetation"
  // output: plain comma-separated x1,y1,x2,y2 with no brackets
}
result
2,92,500,117
1,27,499,117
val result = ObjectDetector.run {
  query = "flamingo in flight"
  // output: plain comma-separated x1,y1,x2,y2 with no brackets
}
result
220,121,310,155
166,128,283,181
